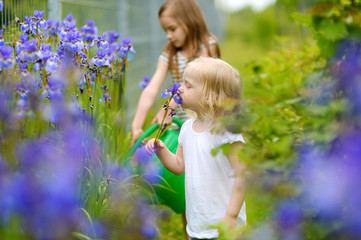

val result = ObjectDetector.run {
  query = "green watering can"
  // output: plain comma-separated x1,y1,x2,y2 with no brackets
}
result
126,117,185,214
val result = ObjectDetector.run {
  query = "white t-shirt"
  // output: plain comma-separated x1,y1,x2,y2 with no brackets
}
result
178,119,247,239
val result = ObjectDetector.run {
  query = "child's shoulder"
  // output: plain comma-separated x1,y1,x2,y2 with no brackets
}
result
182,118,195,128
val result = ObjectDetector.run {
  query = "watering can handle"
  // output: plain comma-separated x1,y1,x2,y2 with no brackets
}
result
127,117,184,157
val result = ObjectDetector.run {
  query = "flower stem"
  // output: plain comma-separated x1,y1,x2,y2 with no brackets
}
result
154,97,172,143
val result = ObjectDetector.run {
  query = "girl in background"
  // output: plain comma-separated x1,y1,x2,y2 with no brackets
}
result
146,57,247,239
130,0,221,146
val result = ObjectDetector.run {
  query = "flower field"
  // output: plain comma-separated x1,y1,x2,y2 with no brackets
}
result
0,10,163,240
1,1,361,240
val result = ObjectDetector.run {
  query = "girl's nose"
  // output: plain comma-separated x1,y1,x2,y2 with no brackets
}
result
166,31,172,41
178,85,184,93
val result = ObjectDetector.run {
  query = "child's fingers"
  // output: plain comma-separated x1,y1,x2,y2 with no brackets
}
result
144,139,154,153
155,139,165,149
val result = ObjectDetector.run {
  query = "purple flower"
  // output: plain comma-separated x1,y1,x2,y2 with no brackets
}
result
63,13,75,25
161,81,182,104
137,202,158,239
6,126,86,239
0,1,3,12
37,43,52,61
89,49,110,68
45,56,58,72
96,33,109,50
80,20,98,42
275,200,303,230
45,19,60,37
102,93,111,103
32,10,47,29
0,88,11,122
133,145,152,165
0,29,4,46
18,39,38,62
0,45,15,69
118,37,135,57
59,21,77,41
59,27,85,53
297,130,361,238
143,162,161,184
139,75,150,89
20,16,31,32
107,30,120,44
140,222,157,239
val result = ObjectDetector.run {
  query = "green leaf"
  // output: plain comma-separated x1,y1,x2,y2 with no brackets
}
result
291,12,312,26
315,33,336,59
318,19,348,41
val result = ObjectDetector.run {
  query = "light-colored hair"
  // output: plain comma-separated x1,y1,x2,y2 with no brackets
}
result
158,0,221,80
183,57,242,121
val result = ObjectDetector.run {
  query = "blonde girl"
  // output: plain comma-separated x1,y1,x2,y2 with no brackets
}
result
130,0,221,146
146,58,247,239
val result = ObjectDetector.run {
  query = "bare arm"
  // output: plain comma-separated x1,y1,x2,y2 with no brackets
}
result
130,60,168,146
221,141,247,228
145,139,185,175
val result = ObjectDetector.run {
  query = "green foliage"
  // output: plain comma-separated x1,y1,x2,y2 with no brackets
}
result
218,1,361,239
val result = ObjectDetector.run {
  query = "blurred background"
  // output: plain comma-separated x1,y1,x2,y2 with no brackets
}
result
2,0,361,239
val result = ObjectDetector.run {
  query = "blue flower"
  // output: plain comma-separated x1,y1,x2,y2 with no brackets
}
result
102,93,111,102
0,88,11,122
32,10,47,29
59,28,85,53
275,200,303,230
45,55,58,72
0,0,3,12
80,20,98,42
118,37,135,57
18,39,38,62
133,145,152,165
137,202,158,239
89,49,110,68
44,19,60,37
96,33,109,50
40,75,64,102
0,46,15,69
20,16,31,32
0,29,4,46
161,81,182,104
59,21,76,41
139,75,150,89
37,43,52,61
63,13,75,25
143,162,161,184
107,30,120,44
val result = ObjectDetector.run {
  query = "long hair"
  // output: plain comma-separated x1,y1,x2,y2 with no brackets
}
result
159,0,221,80
183,57,242,121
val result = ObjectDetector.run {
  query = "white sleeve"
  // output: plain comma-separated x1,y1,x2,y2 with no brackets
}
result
158,51,169,65
218,131,245,146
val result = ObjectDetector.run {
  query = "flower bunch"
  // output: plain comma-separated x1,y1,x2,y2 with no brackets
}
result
0,10,163,240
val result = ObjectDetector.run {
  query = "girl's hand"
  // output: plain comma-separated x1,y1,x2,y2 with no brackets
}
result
145,138,166,154
130,128,144,147
152,107,173,126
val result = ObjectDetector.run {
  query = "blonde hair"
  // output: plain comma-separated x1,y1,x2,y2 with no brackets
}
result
158,0,221,80
183,57,242,121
